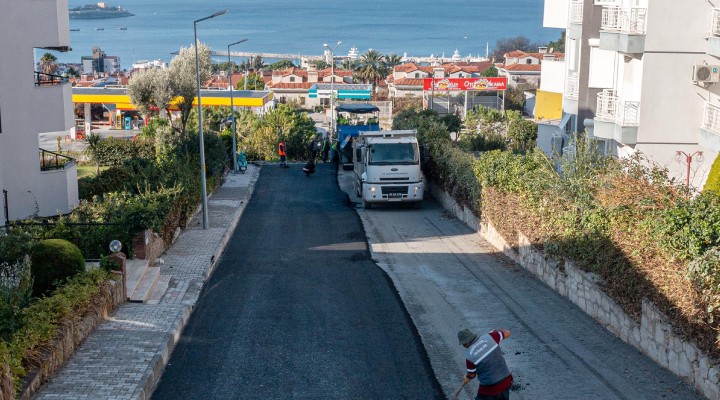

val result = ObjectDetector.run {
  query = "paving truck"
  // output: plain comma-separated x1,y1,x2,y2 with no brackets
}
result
352,130,425,209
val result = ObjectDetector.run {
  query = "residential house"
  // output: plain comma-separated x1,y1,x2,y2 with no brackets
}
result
497,48,564,87
265,65,352,107
540,0,720,189
0,0,78,222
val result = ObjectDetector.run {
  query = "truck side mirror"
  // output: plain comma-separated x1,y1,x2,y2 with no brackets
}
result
420,145,430,164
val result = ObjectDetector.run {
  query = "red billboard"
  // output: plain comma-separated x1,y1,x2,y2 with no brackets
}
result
422,77,507,91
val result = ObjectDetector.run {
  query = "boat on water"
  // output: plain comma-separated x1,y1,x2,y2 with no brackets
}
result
95,27,104,31
69,2,134,19
118,27,127,30
70,28,80,31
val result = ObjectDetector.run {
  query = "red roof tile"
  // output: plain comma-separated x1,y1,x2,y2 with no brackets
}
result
392,78,425,86
503,63,542,72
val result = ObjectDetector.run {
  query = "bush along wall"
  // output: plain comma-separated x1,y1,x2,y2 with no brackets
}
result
427,137,720,362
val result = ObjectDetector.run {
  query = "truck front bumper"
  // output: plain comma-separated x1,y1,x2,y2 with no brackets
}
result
362,182,424,203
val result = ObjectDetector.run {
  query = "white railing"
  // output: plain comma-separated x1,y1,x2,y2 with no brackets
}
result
565,74,579,100
601,6,648,34
594,0,619,5
712,9,720,37
617,100,640,126
703,102,720,134
596,89,640,126
570,0,584,24
596,89,617,121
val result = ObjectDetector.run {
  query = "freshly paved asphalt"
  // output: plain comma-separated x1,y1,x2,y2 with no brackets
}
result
151,162,444,400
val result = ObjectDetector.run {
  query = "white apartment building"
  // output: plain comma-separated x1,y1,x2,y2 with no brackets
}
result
543,0,720,188
0,0,79,222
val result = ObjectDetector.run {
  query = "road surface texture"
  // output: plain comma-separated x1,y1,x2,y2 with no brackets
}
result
337,169,704,400
151,162,444,400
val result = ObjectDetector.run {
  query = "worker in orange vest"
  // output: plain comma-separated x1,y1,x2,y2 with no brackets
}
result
278,140,289,168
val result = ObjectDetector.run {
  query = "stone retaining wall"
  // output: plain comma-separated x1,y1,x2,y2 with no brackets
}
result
17,275,126,400
430,183,720,400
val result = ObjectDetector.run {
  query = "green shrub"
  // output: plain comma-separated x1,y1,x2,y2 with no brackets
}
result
0,256,32,342
0,234,33,266
687,246,720,320
659,191,720,261
704,153,720,193
29,239,85,297
93,138,139,166
78,166,133,200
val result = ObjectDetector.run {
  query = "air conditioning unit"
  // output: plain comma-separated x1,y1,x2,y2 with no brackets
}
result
692,65,720,83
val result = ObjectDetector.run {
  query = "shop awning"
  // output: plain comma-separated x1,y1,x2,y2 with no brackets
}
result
336,104,380,114
308,83,372,100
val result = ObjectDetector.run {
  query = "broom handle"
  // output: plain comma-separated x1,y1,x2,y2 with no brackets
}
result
450,380,467,400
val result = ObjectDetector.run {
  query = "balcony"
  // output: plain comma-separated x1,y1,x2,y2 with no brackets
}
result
599,6,647,54
565,74,579,100
31,71,74,133
568,0,584,39
700,102,720,153
708,9,720,58
594,89,640,144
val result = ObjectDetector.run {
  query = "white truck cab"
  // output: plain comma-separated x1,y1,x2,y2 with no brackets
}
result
352,130,424,209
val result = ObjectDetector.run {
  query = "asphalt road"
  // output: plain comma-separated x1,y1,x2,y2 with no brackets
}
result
151,162,444,400
336,169,704,400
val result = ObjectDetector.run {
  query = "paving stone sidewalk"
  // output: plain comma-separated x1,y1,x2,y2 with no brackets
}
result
34,165,261,400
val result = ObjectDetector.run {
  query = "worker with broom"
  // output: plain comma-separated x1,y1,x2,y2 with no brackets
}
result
455,328,513,400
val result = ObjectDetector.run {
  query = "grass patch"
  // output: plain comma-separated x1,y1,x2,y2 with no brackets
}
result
76,165,107,179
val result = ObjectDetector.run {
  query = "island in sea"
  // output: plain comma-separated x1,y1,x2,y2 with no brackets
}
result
69,2,134,19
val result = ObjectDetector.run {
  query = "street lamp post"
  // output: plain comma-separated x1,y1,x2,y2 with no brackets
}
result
675,150,704,189
228,38,248,173
323,41,341,140
194,9,227,230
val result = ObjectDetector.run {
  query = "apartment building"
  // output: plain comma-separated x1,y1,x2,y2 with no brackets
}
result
542,0,720,188
0,0,79,222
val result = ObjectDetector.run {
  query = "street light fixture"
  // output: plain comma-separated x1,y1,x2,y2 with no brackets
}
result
194,10,227,230
323,41,342,140
228,38,248,173
675,150,704,190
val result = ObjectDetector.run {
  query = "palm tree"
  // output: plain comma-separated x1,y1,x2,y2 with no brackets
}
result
39,52,58,75
383,53,403,74
340,59,357,72
356,50,386,94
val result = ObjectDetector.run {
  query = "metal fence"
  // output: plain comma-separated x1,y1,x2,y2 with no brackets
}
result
40,148,75,171
601,6,647,34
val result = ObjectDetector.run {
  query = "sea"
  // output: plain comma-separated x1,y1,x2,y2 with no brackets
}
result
61,0,560,68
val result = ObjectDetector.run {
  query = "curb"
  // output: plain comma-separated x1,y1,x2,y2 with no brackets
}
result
131,167,260,400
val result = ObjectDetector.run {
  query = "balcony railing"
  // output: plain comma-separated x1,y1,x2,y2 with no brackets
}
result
703,102,720,134
601,6,648,34
34,71,67,87
565,74,579,100
570,0,584,24
596,89,640,126
39,148,75,171
594,0,619,5
712,9,720,37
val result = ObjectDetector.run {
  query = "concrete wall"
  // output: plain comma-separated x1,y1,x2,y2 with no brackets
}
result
430,183,720,400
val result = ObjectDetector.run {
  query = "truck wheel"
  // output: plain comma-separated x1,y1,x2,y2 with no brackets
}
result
362,198,372,209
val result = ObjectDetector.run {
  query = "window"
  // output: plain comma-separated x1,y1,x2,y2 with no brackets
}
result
289,76,296,82
368,143,418,165
526,59,532,64
415,73,419,78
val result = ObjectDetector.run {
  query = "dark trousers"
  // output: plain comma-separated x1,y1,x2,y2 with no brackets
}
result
475,388,510,400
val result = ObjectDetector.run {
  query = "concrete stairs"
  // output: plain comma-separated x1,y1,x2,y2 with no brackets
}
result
125,259,171,303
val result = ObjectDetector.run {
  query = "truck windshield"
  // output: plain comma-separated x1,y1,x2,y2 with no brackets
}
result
368,143,418,165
